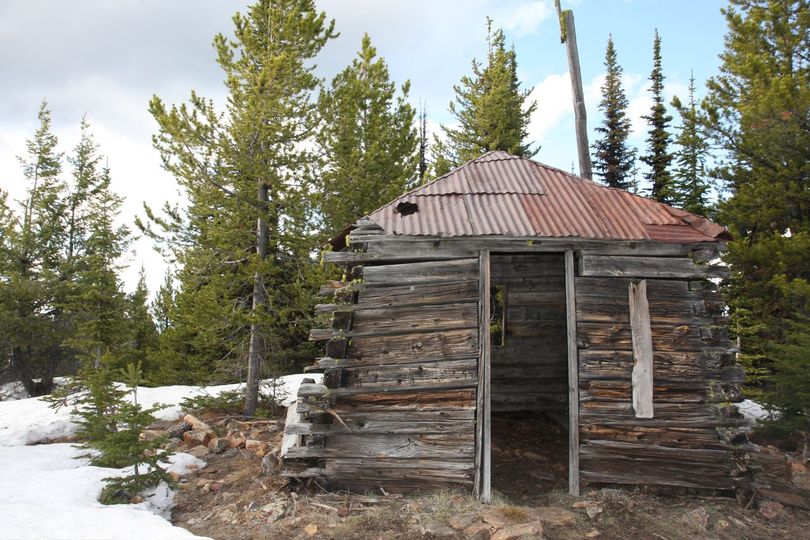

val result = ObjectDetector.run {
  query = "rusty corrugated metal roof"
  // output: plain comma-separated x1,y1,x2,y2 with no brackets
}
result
365,151,729,244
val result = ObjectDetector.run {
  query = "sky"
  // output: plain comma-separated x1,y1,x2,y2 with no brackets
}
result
0,0,730,294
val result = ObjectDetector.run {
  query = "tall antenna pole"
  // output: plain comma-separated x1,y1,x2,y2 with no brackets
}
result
555,1,592,180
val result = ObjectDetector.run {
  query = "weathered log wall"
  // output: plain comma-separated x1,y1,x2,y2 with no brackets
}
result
575,255,748,491
292,225,480,491
286,220,748,495
490,254,567,413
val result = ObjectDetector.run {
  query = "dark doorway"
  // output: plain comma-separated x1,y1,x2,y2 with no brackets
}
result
488,253,569,502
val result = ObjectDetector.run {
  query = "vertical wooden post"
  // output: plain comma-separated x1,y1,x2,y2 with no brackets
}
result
565,249,580,496
474,250,492,502
556,3,592,180
629,280,654,418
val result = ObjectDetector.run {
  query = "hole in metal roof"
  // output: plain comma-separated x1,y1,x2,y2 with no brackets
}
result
395,201,419,216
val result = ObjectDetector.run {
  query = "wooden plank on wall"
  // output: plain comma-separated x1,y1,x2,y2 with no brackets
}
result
565,249,580,496
475,250,491,502
629,280,654,419
579,255,722,278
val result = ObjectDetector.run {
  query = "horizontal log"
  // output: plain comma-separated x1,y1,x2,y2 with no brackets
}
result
581,424,729,450
351,234,715,256
357,280,478,310
297,388,477,415
361,258,478,286
298,382,476,400
285,418,474,436
341,358,478,389
577,321,727,352
579,255,728,279
350,328,479,363
284,432,474,460
352,303,477,335
323,249,472,265
578,350,744,382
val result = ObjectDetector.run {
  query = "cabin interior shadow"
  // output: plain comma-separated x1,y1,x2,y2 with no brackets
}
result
489,253,569,502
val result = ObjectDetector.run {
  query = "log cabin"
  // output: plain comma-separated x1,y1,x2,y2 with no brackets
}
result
283,150,749,501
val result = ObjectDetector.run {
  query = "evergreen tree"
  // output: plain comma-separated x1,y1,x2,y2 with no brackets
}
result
122,268,159,377
417,102,429,185
316,33,417,236
640,30,674,203
592,36,636,190
0,102,68,396
151,270,175,334
437,19,537,170
704,0,810,403
144,0,336,414
670,73,712,216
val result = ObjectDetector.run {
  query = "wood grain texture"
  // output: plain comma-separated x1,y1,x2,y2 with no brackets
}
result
565,249,580,496
629,281,654,419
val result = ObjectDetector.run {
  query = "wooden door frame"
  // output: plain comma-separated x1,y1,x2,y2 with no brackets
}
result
475,249,580,500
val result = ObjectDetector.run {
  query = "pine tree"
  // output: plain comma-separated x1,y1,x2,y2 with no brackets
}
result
417,102,429,185
145,0,336,415
122,268,159,377
670,73,712,216
151,270,175,334
316,33,417,236
640,30,674,203
437,19,537,170
0,101,68,396
592,36,636,190
704,0,810,403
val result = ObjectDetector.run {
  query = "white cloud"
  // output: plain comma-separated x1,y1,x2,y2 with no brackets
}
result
528,71,573,143
501,1,552,37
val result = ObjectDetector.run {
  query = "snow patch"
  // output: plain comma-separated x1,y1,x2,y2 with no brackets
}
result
735,399,771,423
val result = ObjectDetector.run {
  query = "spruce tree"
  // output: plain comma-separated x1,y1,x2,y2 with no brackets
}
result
0,102,68,396
640,30,674,203
122,268,159,377
670,73,712,216
438,19,537,170
316,33,418,236
145,0,336,414
592,36,636,190
704,0,810,407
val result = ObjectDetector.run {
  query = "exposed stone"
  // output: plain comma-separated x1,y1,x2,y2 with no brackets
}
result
480,511,506,529
583,530,600,538
448,512,479,530
183,429,215,448
573,500,604,520
758,500,785,521
714,519,731,534
209,482,224,493
789,461,810,491
533,506,576,527
129,495,145,504
490,521,543,540
463,522,491,540
245,439,269,457
186,445,209,459
168,421,192,439
140,429,167,442
208,437,230,454
261,500,287,523
680,507,709,530
183,414,212,432
304,523,318,536
227,435,246,449
261,452,279,476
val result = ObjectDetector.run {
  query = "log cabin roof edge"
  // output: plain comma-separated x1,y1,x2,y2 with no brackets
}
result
352,151,729,244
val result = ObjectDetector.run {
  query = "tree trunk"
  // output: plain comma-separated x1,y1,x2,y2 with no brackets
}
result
243,182,269,417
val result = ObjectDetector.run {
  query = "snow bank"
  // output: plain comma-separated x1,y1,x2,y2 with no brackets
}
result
0,444,208,540
0,373,320,539
0,374,320,446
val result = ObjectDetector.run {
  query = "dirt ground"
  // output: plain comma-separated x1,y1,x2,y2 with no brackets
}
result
165,411,810,540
